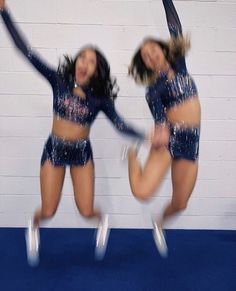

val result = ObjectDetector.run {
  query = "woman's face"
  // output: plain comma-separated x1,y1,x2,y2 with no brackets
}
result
75,48,97,86
141,41,166,72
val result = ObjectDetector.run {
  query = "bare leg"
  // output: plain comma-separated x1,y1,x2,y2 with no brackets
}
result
160,159,198,227
33,160,66,227
128,146,172,200
70,160,100,219
70,160,109,260
26,160,65,266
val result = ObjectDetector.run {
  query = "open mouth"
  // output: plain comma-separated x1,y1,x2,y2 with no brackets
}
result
77,69,88,82
78,71,87,78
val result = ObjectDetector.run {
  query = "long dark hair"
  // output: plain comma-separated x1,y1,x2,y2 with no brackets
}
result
129,36,190,85
57,46,119,99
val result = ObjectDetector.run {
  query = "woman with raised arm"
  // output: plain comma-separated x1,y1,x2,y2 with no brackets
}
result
0,0,146,265
128,0,201,256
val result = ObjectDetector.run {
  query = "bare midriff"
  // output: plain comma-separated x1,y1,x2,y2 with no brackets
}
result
52,116,90,141
166,96,201,127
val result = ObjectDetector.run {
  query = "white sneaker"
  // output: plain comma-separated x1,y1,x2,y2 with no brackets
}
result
25,219,40,267
152,220,168,258
95,214,110,260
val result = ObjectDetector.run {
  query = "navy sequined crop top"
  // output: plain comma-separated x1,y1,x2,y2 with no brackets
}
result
146,0,198,124
1,8,145,141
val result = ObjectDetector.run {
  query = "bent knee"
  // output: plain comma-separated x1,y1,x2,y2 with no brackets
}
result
79,208,94,218
41,208,57,219
131,185,153,202
172,201,188,212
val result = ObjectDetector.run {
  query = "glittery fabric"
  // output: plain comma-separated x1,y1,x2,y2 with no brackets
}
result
146,0,198,124
146,73,198,124
166,73,198,107
41,134,93,167
168,123,200,161
163,0,183,38
1,9,145,141
146,1,200,161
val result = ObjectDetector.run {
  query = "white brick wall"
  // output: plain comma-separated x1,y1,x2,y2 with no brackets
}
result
0,0,236,229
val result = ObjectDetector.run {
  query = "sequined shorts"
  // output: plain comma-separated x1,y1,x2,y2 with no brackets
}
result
41,133,93,167
168,123,200,161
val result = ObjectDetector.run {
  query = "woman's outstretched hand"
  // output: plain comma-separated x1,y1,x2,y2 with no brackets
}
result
150,123,170,148
0,0,5,10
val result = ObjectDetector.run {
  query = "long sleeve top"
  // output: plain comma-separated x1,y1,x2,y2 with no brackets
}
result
146,0,198,124
1,8,145,141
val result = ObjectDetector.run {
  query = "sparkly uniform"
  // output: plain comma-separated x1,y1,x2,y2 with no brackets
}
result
1,8,145,167
146,0,200,161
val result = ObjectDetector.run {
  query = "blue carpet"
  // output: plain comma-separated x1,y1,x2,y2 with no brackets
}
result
0,228,235,291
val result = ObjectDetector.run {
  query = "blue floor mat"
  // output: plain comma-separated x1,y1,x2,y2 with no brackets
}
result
0,228,235,291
